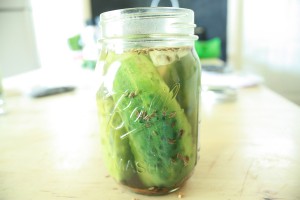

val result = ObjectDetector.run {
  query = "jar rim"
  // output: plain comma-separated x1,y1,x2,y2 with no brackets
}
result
99,7,197,41
100,7,195,22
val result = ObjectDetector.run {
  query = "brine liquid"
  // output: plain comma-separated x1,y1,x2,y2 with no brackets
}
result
96,46,201,195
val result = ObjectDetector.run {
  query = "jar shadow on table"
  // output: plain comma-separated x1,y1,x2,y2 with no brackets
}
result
202,86,238,103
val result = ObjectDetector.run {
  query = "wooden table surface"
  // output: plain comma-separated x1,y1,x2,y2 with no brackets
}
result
1,86,300,200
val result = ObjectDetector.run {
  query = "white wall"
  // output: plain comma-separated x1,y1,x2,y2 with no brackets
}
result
30,0,88,71
0,0,40,77
228,0,300,105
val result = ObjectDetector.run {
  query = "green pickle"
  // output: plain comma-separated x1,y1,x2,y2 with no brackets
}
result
96,47,200,195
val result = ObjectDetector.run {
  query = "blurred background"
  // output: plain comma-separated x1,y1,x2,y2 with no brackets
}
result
0,0,300,105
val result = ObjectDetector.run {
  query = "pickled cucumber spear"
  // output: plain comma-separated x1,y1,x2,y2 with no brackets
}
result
97,89,138,185
112,54,196,188
150,49,201,139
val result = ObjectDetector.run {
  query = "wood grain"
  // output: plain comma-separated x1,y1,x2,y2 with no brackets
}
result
1,86,300,200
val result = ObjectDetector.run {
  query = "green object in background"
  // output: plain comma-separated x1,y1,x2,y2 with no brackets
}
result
82,60,96,70
195,37,221,59
68,34,82,51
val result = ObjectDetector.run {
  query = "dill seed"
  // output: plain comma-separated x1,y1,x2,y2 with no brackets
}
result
169,111,176,118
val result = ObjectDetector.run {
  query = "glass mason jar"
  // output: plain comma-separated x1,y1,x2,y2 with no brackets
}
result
96,7,201,195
